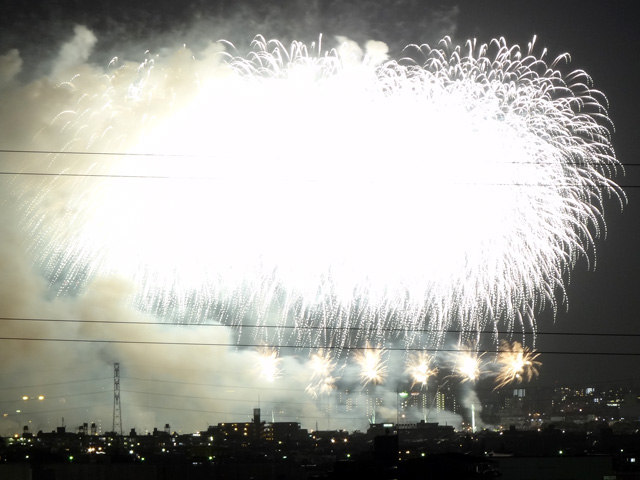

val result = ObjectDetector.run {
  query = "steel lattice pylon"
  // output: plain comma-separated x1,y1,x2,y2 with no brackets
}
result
112,363,122,435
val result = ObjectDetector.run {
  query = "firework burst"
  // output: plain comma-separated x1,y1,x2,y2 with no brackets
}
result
355,343,388,386
493,340,541,390
5,32,624,357
254,347,282,382
405,351,438,388
453,347,486,384
305,350,338,398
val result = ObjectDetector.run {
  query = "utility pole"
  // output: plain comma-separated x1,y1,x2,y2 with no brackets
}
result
112,363,122,435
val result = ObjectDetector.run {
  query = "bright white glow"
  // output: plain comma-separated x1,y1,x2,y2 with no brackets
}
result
254,347,282,382
10,34,624,355
405,351,438,388
454,348,484,383
355,343,388,386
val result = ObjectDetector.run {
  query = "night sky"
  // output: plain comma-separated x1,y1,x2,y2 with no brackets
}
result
0,0,639,435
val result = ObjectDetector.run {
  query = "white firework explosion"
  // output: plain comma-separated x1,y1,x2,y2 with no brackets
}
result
5,32,624,358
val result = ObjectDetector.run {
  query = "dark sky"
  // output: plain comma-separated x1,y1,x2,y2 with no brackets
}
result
454,1,640,387
0,0,639,434
451,1,640,389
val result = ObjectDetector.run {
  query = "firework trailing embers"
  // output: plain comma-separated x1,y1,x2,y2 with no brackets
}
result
6,31,624,358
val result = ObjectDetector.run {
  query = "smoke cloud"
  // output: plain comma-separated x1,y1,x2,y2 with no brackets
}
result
0,5,467,437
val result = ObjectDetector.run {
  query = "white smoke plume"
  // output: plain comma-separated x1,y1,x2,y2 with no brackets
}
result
0,16,466,437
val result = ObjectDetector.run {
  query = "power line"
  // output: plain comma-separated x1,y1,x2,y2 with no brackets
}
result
122,377,304,393
0,335,638,356
0,377,112,392
119,402,364,422
1,316,639,338
0,149,217,159
1,148,639,166
1,404,113,417
121,389,317,408
1,169,636,188
0,391,109,405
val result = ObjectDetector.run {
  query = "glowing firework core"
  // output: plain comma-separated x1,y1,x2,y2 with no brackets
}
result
355,344,388,386
406,351,438,388
494,340,541,389
254,348,282,382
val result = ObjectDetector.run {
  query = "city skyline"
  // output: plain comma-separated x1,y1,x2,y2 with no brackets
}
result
1,0,639,437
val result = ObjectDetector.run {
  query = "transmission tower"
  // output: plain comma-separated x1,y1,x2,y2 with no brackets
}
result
112,363,123,435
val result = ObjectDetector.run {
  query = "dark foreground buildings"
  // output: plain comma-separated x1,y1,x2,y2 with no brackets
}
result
2,407,640,480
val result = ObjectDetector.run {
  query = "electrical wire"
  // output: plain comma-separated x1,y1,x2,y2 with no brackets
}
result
0,335,638,356
2,315,639,338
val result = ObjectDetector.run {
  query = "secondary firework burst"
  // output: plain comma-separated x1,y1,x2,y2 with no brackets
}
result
305,350,338,398
355,343,388,387
453,347,486,384
405,351,438,389
493,340,541,390
254,347,282,382
5,30,624,357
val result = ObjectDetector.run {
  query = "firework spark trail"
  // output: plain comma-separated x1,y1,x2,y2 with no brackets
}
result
493,340,541,390
4,32,624,356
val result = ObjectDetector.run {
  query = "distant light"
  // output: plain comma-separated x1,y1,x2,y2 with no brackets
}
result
38,395,45,401
22,396,28,401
